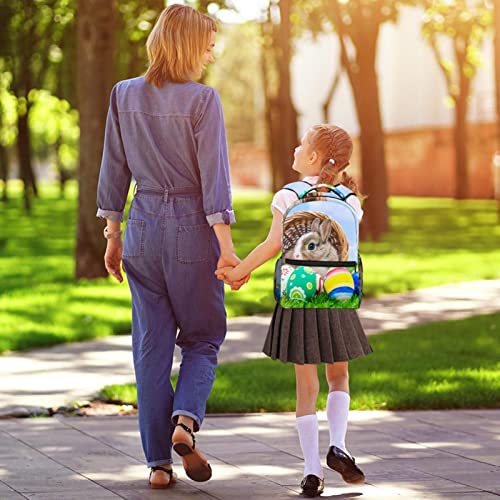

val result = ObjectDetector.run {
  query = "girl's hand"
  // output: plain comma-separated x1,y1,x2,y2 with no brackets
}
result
215,265,238,282
230,273,251,291
215,266,251,291
104,239,124,283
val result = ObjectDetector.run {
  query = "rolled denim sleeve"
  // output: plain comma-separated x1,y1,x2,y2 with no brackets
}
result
96,83,132,222
194,88,235,226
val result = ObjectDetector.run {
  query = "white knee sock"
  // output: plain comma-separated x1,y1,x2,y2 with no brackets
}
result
296,414,323,478
326,391,350,454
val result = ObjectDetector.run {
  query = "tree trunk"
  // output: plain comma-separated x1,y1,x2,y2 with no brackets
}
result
355,70,388,240
261,1,299,192
17,108,38,212
494,0,500,221
75,0,116,279
454,42,470,200
322,66,343,123
453,93,468,199
0,144,8,202
495,0,500,150
341,30,388,240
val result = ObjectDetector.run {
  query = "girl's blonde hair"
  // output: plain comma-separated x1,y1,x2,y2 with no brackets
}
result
145,4,217,86
309,124,362,196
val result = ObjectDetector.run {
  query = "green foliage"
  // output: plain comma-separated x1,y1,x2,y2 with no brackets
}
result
0,70,17,147
0,0,75,94
297,0,416,40
0,183,499,353
116,1,165,80
28,89,79,170
422,0,493,100
100,312,500,411
206,22,263,145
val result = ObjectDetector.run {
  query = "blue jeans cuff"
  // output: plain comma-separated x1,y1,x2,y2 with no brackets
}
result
147,458,173,467
172,409,202,432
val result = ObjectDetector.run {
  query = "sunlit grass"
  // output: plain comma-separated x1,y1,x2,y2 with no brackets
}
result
1,180,499,353
100,312,500,411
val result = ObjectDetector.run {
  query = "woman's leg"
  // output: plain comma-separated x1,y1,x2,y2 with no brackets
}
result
325,362,350,452
124,259,177,469
295,364,323,480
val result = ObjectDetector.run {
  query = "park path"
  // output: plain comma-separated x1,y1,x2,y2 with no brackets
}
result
0,410,499,498
0,279,499,415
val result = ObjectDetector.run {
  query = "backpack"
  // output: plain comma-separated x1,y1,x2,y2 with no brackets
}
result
274,181,363,309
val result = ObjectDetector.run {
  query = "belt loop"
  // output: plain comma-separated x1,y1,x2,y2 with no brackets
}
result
163,189,169,202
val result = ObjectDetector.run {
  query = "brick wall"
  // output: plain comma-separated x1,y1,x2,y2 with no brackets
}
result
229,122,498,199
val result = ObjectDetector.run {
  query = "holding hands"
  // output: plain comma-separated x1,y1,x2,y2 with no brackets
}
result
215,254,250,291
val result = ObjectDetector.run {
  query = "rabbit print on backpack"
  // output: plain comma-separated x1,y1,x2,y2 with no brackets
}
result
284,218,349,278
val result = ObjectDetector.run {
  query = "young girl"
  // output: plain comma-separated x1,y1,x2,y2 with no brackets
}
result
216,124,373,497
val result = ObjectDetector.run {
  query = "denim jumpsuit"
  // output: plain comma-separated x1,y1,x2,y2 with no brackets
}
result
96,77,235,467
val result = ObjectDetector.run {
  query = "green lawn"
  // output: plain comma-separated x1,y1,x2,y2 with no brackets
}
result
0,180,499,353
100,312,500,411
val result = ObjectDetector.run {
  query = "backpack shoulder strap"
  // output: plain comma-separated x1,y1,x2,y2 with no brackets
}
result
281,180,313,199
334,184,356,202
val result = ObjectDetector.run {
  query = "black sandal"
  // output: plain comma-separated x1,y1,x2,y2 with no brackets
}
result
149,465,176,489
172,422,212,482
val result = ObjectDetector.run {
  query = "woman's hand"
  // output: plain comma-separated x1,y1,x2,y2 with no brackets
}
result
216,253,250,290
104,239,124,283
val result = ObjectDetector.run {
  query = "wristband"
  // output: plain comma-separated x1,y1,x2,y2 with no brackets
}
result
103,226,122,240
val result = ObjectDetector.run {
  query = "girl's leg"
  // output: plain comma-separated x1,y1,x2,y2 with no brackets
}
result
325,362,350,453
295,364,323,480
325,362,365,484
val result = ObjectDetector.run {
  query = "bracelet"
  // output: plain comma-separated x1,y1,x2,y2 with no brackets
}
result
103,226,123,240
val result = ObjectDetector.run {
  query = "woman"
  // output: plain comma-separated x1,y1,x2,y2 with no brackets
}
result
96,4,246,489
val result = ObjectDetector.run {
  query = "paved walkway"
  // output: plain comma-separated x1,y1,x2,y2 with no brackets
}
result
1,280,500,498
1,410,499,499
1,280,499,414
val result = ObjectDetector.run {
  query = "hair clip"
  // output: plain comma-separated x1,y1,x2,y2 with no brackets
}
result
329,158,335,165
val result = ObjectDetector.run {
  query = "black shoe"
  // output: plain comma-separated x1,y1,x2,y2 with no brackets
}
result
300,474,324,497
326,445,365,484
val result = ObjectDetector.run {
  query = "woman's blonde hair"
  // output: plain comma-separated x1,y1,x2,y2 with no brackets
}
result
145,4,217,86
309,124,362,196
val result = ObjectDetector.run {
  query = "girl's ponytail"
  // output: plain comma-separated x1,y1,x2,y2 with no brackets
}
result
310,124,362,196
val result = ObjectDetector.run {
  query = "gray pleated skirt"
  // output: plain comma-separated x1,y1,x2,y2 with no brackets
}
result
263,305,373,365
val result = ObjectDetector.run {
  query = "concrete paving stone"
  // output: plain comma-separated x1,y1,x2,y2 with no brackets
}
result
0,493,26,500
117,484,218,500
400,457,499,475
360,467,437,482
464,455,500,467
435,471,500,489
0,481,24,497
357,445,451,460
5,473,102,494
24,490,121,499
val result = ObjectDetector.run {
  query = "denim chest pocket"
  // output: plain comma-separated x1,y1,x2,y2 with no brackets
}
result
123,219,145,257
176,224,210,263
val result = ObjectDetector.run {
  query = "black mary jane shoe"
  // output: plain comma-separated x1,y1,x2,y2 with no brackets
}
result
149,465,176,489
300,474,325,497
326,445,365,484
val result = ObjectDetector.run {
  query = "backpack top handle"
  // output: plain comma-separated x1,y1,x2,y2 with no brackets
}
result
299,184,347,201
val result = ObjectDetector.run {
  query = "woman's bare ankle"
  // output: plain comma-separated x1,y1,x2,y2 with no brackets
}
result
177,415,194,431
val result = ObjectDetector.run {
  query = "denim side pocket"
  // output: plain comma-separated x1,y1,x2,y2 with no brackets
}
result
123,219,145,257
176,224,210,263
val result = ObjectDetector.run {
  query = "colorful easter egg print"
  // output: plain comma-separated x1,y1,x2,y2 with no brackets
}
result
324,267,355,301
285,266,319,301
